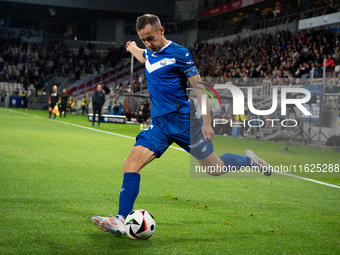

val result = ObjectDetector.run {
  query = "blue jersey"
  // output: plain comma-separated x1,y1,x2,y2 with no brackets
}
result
142,41,199,118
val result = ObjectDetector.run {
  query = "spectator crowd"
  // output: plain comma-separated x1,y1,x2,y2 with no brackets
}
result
0,35,128,92
190,26,340,93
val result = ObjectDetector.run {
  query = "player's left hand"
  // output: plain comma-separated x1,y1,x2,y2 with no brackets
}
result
126,41,137,52
202,123,214,141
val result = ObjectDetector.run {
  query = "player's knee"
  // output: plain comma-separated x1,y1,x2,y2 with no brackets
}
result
123,157,139,173
123,158,130,173
203,162,225,176
207,170,223,176
209,171,218,176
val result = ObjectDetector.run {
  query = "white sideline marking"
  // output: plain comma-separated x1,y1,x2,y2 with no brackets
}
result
3,108,340,189
275,172,340,189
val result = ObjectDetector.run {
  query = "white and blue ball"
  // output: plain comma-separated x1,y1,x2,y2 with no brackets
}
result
124,209,155,240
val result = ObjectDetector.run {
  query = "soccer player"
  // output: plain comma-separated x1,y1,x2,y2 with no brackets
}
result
48,85,59,119
92,14,272,235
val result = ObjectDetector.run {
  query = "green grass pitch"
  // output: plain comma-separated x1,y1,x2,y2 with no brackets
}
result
0,108,339,255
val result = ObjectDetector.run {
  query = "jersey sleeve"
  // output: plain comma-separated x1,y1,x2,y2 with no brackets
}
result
142,49,147,59
172,47,199,79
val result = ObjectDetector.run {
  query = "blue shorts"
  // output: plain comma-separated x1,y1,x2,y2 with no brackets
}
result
134,111,214,160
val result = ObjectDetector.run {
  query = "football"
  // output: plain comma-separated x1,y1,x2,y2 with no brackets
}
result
124,209,155,240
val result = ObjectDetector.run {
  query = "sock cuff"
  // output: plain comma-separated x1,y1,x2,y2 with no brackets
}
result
123,172,140,180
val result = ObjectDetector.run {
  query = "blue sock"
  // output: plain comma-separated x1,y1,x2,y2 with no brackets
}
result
118,172,140,217
219,153,251,172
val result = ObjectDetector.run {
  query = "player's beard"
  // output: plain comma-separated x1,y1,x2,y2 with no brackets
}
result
149,45,160,52
149,41,163,52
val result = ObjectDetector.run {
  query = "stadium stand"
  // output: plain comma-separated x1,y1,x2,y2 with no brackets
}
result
189,27,340,93
67,62,145,99
0,36,128,97
199,0,340,39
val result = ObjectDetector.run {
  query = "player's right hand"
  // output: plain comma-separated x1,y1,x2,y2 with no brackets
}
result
202,122,215,141
126,41,137,52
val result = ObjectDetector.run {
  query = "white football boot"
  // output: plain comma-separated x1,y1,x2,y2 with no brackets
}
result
244,150,272,176
92,215,126,235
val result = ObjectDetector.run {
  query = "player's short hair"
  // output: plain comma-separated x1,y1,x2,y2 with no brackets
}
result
136,14,161,32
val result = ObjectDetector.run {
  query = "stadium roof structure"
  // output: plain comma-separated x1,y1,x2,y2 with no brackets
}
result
0,0,175,20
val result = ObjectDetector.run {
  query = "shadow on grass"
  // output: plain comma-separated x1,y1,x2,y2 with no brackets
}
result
89,230,221,253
